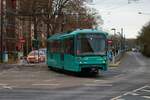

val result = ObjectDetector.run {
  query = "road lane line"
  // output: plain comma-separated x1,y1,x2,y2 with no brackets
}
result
32,84,60,86
0,84,14,90
43,79,56,82
2,85,13,90
94,80,104,82
94,80,112,83
84,83,112,87
142,96,150,99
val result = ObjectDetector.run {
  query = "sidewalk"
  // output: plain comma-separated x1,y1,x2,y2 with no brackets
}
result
109,51,125,67
109,60,121,67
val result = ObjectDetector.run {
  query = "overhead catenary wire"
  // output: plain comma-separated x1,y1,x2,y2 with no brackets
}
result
91,0,141,12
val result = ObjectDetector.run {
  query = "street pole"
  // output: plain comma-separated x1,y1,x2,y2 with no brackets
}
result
128,0,130,4
111,28,116,55
75,13,79,29
111,28,116,64
0,0,3,62
111,28,116,35
121,28,124,51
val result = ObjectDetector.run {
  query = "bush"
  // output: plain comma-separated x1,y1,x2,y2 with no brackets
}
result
142,45,150,57
138,21,150,57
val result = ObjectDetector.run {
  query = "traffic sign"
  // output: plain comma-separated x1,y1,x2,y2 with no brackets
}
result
107,39,112,45
19,37,25,43
20,39,25,43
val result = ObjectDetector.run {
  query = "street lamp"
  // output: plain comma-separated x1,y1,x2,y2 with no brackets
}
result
138,12,150,15
138,12,142,14
128,0,139,4
111,28,116,35
111,28,117,56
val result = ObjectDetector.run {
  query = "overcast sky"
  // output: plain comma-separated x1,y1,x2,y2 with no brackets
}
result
88,0,150,38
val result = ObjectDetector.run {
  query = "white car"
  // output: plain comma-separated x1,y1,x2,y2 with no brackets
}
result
132,48,138,52
27,50,46,63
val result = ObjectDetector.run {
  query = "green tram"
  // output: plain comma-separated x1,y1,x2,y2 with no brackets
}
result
47,29,108,74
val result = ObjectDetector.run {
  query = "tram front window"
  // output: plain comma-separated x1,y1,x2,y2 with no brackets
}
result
77,34,106,56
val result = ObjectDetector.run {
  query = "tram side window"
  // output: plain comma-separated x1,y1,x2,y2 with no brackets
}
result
64,38,74,55
50,41,61,53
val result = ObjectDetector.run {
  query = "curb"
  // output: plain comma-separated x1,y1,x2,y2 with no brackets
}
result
109,52,125,67
0,64,47,70
109,61,121,67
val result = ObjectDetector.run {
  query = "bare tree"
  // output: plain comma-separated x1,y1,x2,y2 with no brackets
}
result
16,0,101,52
17,0,99,35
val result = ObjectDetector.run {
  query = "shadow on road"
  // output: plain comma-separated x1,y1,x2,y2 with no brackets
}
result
48,67,105,78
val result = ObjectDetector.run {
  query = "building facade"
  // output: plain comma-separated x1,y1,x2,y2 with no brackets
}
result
0,0,17,62
0,0,17,52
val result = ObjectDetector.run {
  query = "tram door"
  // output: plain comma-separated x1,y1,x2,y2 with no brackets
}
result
62,38,76,71
60,40,64,69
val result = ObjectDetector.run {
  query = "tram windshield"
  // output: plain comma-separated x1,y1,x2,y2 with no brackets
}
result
77,34,106,56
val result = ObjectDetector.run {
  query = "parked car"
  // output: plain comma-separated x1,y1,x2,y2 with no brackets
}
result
39,48,47,55
27,49,46,63
132,48,138,52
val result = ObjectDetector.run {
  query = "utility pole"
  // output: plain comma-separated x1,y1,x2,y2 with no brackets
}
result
111,28,116,55
121,28,124,51
0,0,3,62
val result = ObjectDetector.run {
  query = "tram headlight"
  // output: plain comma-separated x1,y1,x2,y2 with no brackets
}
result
102,61,106,63
76,57,83,64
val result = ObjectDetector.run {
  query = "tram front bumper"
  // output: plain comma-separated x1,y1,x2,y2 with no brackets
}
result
79,64,107,71
76,56,108,71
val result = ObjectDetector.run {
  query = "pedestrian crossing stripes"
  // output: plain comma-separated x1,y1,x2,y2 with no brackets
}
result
111,85,150,100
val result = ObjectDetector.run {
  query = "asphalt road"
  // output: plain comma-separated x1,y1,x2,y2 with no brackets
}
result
0,52,150,100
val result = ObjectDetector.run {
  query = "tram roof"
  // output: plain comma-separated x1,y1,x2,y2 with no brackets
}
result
47,29,108,41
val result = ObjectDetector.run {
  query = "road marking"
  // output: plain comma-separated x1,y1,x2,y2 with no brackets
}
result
132,85,148,92
32,84,59,86
43,79,56,82
111,85,149,100
2,85,13,90
142,96,150,99
94,80,103,82
0,84,14,90
141,89,150,93
113,74,124,78
110,95,123,100
84,83,112,87
94,80,112,83
128,92,139,96
111,96,123,100
0,84,8,86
